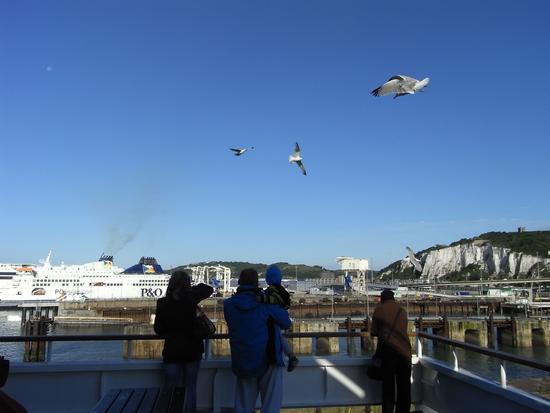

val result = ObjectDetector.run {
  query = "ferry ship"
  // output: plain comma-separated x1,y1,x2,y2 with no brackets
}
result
0,253,171,302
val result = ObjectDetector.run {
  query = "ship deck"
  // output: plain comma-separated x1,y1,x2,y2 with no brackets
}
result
1,332,549,413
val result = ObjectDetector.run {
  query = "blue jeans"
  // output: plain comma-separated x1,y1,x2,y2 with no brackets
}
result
164,360,201,413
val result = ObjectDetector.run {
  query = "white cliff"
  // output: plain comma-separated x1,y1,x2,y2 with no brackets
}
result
380,240,550,280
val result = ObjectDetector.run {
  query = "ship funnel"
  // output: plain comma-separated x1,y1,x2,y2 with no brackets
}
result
99,254,114,263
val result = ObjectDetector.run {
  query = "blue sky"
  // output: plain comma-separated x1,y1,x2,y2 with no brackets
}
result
1,1,549,270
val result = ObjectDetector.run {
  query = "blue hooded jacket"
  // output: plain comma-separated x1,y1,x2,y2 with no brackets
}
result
224,285,291,378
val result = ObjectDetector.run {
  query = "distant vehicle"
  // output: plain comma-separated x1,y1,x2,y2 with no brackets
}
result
308,287,335,296
487,287,531,304
455,291,471,296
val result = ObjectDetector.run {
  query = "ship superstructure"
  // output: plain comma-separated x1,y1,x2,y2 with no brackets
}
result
0,253,171,301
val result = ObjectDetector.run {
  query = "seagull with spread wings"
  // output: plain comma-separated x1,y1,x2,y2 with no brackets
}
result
405,246,423,274
289,142,307,176
371,75,430,99
229,147,255,156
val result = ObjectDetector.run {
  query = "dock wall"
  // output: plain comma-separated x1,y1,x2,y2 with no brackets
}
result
52,299,550,349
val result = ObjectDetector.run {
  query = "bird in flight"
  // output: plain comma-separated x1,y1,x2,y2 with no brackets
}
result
371,75,430,99
289,142,307,176
405,246,423,274
229,147,255,156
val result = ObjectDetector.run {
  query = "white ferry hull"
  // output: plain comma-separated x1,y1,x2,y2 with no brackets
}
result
0,254,172,302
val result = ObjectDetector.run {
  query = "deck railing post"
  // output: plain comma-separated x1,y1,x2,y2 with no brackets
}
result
346,317,352,356
127,340,133,359
452,347,458,371
500,360,507,388
46,341,53,363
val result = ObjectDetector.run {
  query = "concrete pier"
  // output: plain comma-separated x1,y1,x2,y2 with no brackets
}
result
289,320,340,355
501,318,550,347
445,318,488,347
312,321,339,355
122,325,163,360
53,299,550,349
210,320,341,357
211,320,231,357
531,318,550,346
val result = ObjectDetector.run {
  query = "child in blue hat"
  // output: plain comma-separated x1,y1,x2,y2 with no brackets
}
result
262,264,299,372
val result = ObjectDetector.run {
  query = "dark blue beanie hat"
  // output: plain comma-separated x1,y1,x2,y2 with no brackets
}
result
265,265,282,285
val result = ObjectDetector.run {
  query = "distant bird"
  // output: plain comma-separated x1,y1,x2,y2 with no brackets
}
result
405,247,423,273
371,75,430,99
229,147,254,156
289,142,307,175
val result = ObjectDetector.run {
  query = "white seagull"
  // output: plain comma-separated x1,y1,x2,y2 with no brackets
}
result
405,246,423,273
229,147,254,156
289,142,307,175
371,75,430,99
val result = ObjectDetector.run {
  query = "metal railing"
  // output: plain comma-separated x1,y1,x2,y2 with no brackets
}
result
5,329,550,389
0,331,370,362
416,331,550,389
0,331,367,343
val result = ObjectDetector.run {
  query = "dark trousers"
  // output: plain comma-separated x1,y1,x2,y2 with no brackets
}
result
164,360,201,413
380,346,411,413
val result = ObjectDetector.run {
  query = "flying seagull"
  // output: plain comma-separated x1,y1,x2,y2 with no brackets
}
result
405,246,423,274
371,75,430,99
289,142,307,175
229,147,254,156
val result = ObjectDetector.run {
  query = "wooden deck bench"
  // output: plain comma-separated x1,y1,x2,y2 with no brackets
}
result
90,386,185,413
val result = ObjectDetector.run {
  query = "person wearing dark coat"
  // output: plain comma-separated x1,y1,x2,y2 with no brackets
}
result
371,289,412,413
154,271,213,413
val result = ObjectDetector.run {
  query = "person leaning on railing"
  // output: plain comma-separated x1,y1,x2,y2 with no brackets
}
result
153,271,213,413
371,289,412,413
224,268,292,413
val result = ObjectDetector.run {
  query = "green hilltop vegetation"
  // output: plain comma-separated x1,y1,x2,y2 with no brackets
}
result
169,261,335,279
407,231,550,258
379,230,550,280
452,230,550,257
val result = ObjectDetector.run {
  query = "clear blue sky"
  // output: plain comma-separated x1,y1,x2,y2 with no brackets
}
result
1,1,549,270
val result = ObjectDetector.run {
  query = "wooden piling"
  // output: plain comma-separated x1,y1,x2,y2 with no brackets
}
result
23,317,49,362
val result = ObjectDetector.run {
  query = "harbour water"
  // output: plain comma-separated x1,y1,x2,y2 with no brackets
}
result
1,309,549,384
